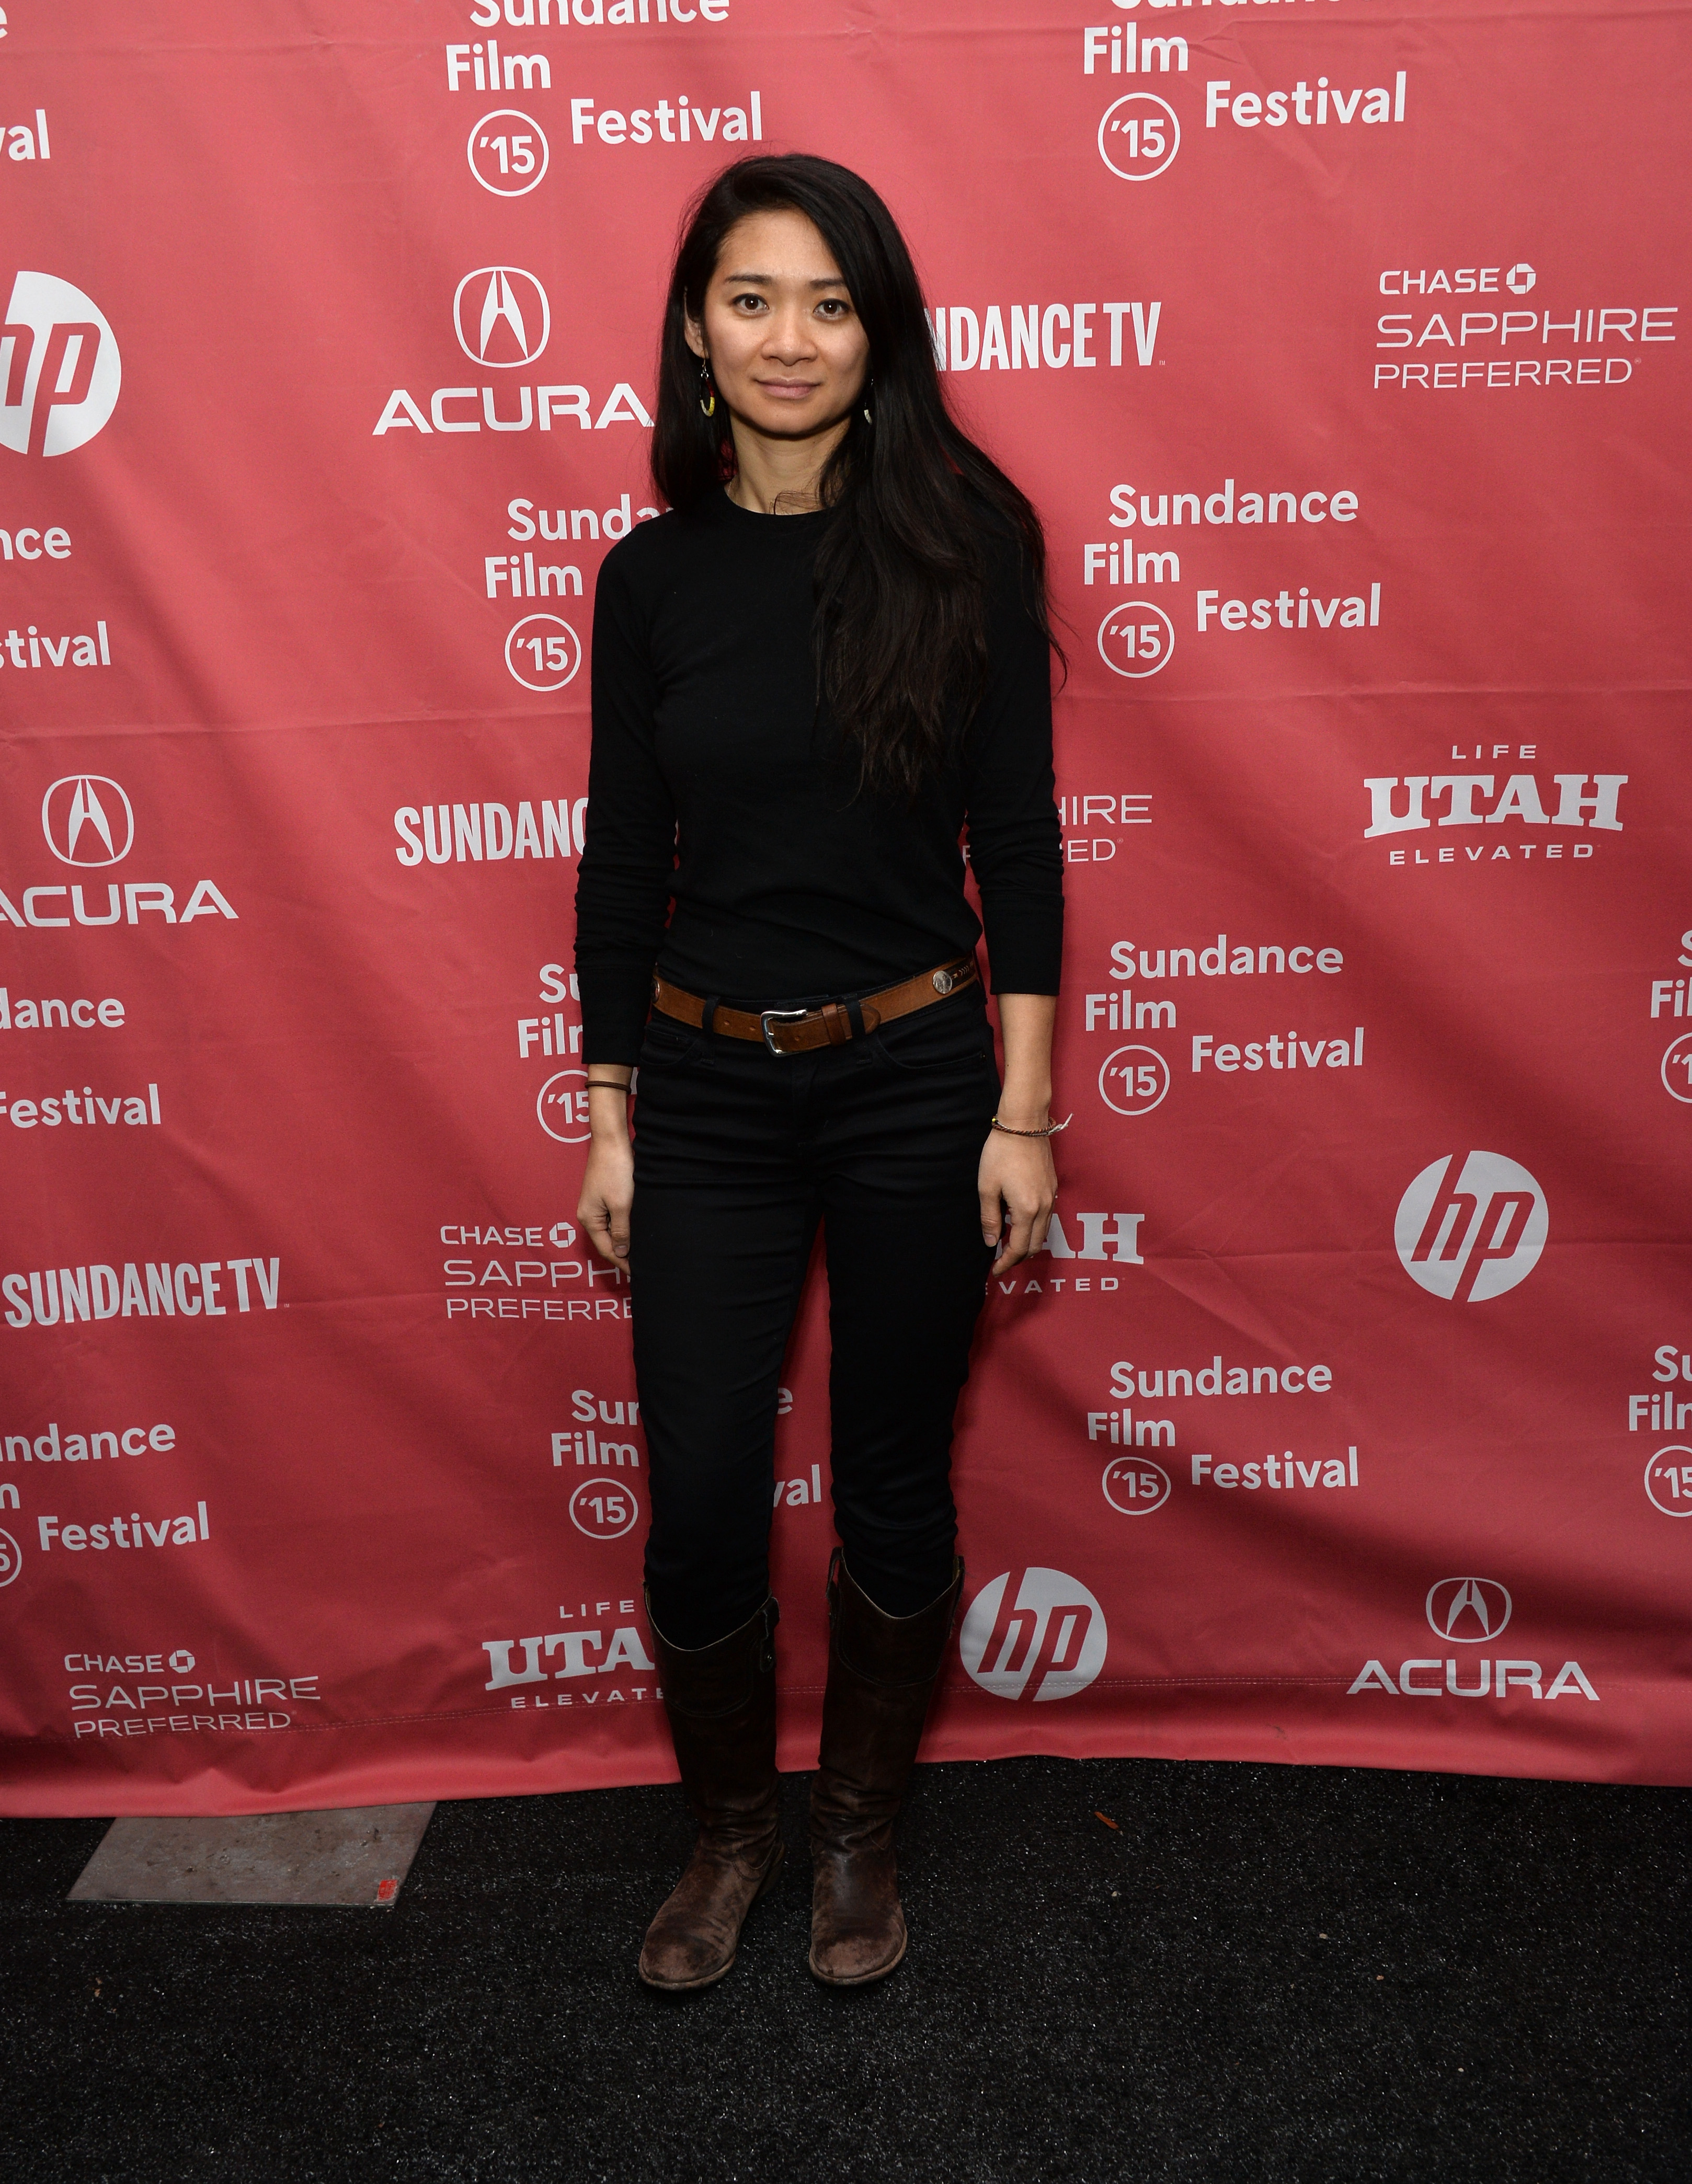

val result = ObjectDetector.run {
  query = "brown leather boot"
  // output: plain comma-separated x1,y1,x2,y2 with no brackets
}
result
638,1596,784,1992
809,1551,964,1986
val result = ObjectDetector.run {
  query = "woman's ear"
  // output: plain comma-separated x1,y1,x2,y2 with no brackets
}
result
682,313,707,361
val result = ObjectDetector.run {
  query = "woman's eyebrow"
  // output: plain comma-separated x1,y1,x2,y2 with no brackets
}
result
718,270,849,288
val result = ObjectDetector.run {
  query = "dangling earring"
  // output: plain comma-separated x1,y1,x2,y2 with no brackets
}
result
698,355,717,418
861,377,874,427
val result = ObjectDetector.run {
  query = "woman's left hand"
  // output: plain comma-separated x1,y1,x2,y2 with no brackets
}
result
978,1127,1057,1274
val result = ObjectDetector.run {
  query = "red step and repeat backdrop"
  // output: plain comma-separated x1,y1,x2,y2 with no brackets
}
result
2,1,1688,1814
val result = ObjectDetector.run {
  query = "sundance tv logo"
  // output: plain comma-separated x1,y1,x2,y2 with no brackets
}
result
1,272,121,457
1396,1153,1547,1303
453,268,550,368
959,1568,1107,1703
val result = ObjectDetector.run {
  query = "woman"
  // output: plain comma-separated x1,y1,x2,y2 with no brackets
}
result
574,154,1064,1991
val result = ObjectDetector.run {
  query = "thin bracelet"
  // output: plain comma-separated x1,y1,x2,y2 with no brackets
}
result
585,1078,633,1092
990,1113,1071,1139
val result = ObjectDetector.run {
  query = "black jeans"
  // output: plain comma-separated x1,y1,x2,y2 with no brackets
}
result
630,984,1000,1650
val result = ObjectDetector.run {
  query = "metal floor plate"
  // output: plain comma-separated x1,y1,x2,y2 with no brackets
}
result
67,1802,436,1907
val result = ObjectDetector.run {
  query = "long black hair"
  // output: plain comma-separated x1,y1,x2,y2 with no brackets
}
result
651,154,1059,798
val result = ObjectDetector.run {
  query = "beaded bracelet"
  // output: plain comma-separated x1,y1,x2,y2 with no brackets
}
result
990,1113,1071,1139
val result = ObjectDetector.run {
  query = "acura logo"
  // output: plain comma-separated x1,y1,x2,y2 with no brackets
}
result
1425,1577,1512,1643
453,267,550,368
42,774,133,866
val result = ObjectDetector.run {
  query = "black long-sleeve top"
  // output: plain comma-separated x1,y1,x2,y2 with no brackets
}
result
573,488,1063,1064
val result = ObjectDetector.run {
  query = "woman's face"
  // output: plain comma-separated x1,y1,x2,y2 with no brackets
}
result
685,208,871,441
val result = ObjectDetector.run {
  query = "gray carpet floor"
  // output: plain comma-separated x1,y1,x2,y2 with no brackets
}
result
2,1754,1685,2181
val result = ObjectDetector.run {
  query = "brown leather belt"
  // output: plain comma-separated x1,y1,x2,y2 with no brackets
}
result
652,957,979,1056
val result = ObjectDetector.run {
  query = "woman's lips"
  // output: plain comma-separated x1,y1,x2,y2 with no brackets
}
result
756,378,823,399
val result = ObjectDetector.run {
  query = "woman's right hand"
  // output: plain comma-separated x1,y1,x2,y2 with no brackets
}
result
578,1082,635,1263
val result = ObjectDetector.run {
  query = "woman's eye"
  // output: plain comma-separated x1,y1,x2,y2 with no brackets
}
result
730,293,767,312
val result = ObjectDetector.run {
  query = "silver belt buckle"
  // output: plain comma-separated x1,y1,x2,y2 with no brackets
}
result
760,1007,810,1056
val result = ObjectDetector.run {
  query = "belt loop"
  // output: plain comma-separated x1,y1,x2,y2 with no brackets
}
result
845,997,866,1040
701,996,719,1038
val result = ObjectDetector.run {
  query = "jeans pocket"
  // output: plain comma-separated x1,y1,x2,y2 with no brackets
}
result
870,998,997,1076
638,1012,705,1072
